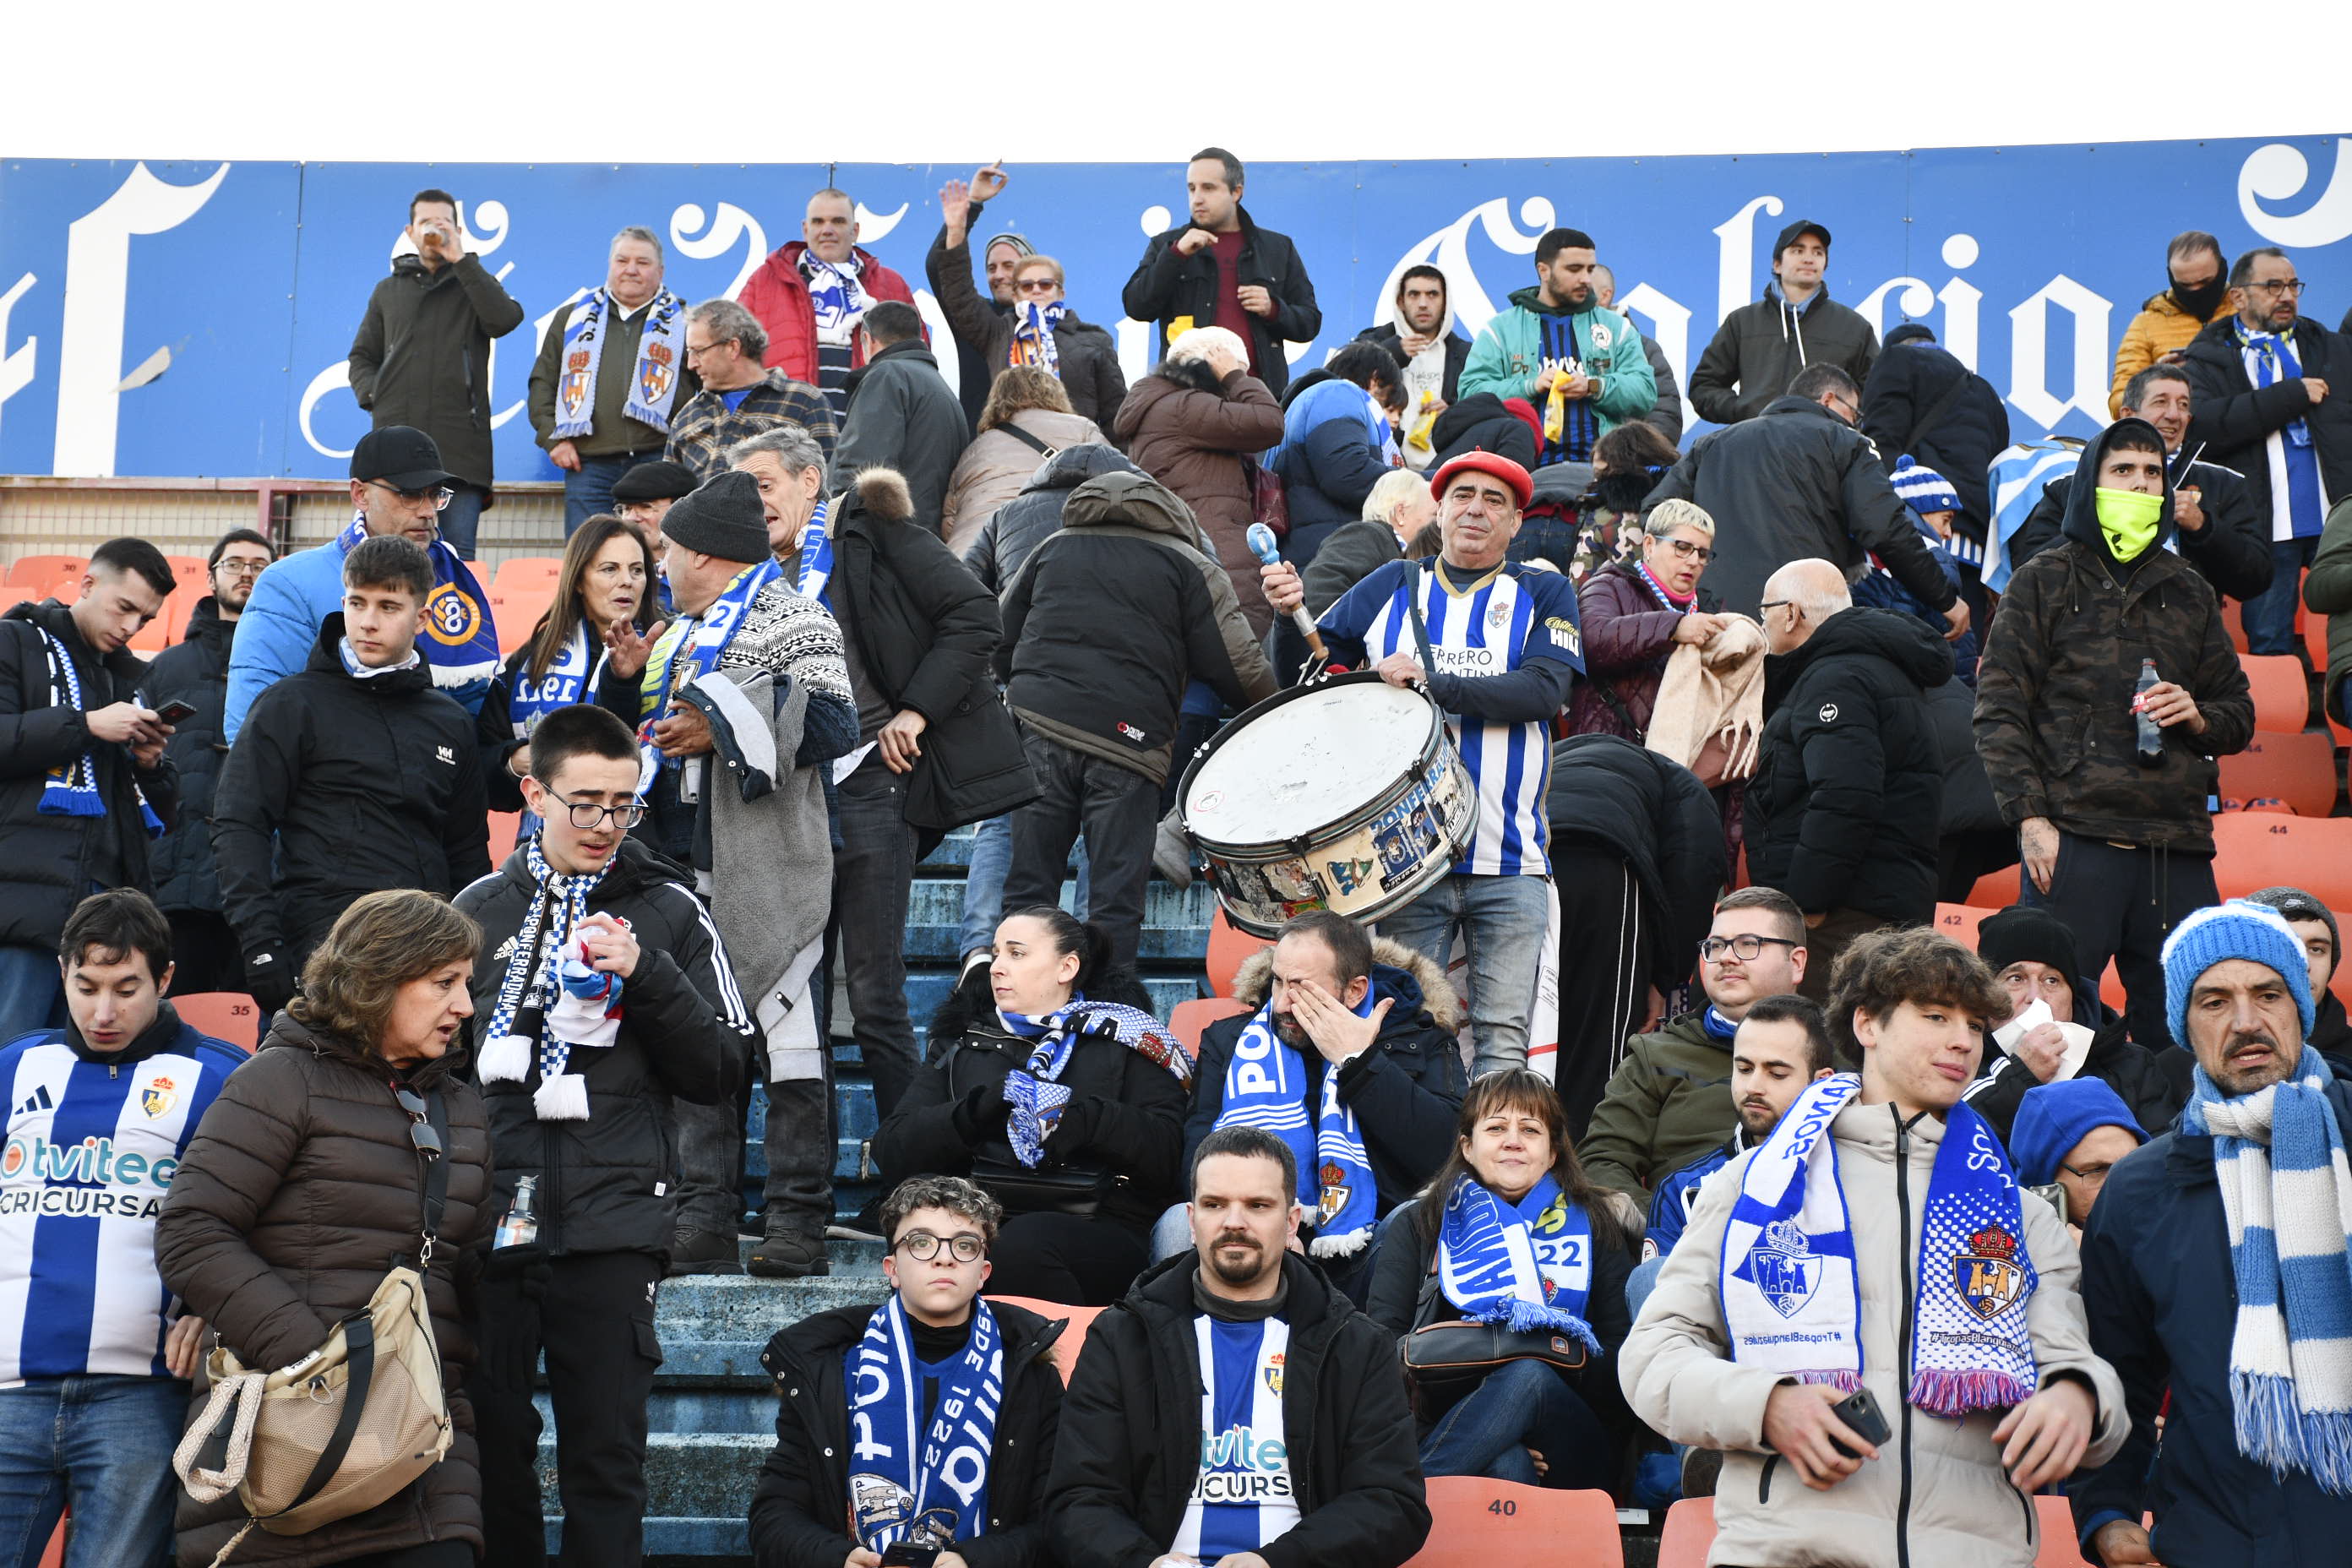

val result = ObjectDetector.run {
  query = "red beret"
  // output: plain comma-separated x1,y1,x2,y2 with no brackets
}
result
1430,449,1533,510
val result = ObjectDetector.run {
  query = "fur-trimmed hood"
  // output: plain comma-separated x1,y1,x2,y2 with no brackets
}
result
1229,935,1464,1034
846,465,915,525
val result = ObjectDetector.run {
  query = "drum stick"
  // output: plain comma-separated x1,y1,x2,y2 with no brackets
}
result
1246,523,1326,661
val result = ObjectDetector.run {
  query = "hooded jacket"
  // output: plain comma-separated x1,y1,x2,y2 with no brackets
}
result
2180,314,2352,536
749,1298,1067,1568
1183,939,1467,1222
1623,1097,2129,1568
211,614,493,970
2072,1081,2352,1561
346,252,525,495
1959,977,2194,1144
1859,335,2011,541
453,836,751,1260
1121,207,1321,399
1046,1250,1430,1568
1579,1009,1737,1200
1353,319,1471,407
1973,418,2254,855
1690,282,1879,427
966,444,1143,592
1268,368,1398,540
929,225,1127,431
737,241,917,384
2012,457,2273,606
1747,607,1952,923
995,470,1276,784
1546,735,1729,991
1458,286,1658,438
0,599,178,950
834,338,973,533
1112,362,1287,637
144,595,235,917
1644,395,1961,618
155,1010,496,1566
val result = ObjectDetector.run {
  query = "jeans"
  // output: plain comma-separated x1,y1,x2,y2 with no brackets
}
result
0,1375,184,1568
1378,872,1551,1077
1418,1357,1614,1490
0,947,63,1046
1626,1255,1666,1321
1003,734,1161,972
2242,534,2319,655
437,483,486,561
958,814,1091,964
833,754,920,1119
563,452,662,536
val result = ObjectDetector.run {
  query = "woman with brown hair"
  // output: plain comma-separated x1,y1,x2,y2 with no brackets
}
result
158,890,497,1567
939,365,1107,556
1365,1069,1636,1490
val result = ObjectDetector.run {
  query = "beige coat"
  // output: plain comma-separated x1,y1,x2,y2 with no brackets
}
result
1620,1097,2127,1568
938,408,1104,555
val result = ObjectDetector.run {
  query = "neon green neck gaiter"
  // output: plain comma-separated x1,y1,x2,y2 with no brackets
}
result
2095,487,2164,562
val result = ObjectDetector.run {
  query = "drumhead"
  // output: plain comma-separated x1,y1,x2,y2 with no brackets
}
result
1182,676,1437,845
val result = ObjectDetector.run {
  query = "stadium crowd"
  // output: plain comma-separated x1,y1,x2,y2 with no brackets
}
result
7,150,2352,1568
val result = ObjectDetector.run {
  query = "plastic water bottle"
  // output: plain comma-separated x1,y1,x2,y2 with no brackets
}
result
2134,660,2165,768
494,1174,539,1250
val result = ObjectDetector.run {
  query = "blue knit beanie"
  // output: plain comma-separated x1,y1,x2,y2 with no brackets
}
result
2161,900,2317,1048
2010,1078,2147,1187
1891,455,1962,520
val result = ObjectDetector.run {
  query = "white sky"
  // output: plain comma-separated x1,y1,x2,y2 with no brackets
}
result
9,0,2348,166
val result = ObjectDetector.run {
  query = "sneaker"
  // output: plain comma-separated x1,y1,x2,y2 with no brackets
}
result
1153,812,1193,889
1679,1446,1723,1500
825,1193,885,1244
749,1232,830,1278
667,1228,744,1277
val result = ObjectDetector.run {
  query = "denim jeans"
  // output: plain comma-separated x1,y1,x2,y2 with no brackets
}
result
563,452,662,536
958,813,1091,964
1378,872,1551,1077
2242,534,2319,655
1418,1356,1614,1490
1626,1254,1666,1320
0,1375,184,1568
437,483,486,561
0,946,64,1046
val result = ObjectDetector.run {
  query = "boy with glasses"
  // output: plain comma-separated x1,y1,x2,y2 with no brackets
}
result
455,700,754,1568
224,425,501,744
751,1175,1068,1568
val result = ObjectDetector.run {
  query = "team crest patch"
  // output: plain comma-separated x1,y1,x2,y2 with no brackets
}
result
561,347,593,415
847,1474,913,1540
1954,1225,2028,1320
141,1076,177,1119
1316,1163,1350,1227
1590,321,1614,349
1486,602,1512,631
1743,1217,1824,1320
426,583,484,648
1264,1352,1285,1396
640,340,676,405
1817,703,1839,723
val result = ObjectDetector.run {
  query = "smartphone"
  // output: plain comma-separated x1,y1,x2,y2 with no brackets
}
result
154,700,199,725
879,1548,938,1568
1828,1386,1891,1456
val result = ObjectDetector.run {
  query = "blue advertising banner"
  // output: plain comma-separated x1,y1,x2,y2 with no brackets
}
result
0,137,2346,481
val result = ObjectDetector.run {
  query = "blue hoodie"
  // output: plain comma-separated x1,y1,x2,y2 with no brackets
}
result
2009,1076,2147,1187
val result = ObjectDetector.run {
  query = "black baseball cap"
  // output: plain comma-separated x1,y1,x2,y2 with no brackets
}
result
610,460,700,503
1774,219,1832,257
351,426,458,491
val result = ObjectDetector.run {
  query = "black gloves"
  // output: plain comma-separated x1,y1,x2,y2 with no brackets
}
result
482,1243,552,1302
950,1080,1015,1145
243,950,297,1015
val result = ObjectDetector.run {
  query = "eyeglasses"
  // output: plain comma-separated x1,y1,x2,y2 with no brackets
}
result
1759,599,1793,616
1657,537,1714,564
2246,279,2306,297
684,338,735,360
896,1231,986,1263
545,791,646,830
1700,934,1802,962
1014,277,1061,295
367,480,455,511
2058,1160,2119,1184
393,1086,444,1162
1826,396,1859,425
214,558,270,577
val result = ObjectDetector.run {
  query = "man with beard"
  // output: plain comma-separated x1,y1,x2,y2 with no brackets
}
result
1355,265,1470,468
1690,218,1878,428
1461,227,1657,468
2109,231,2231,417
1047,1125,1430,1568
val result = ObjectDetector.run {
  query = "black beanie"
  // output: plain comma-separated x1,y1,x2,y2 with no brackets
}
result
1976,905,2081,983
659,471,769,564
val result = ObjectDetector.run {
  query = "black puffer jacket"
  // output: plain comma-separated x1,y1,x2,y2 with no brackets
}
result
0,600,177,949
452,836,751,1259
1046,1251,1430,1568
144,596,234,916
211,615,492,969
1961,978,2193,1143
1974,419,2254,855
1859,333,2011,542
1747,607,1950,923
749,1300,1067,1568
2011,459,2272,605
1270,368,1395,545
965,444,1142,593
1121,208,1321,398
2181,314,2352,533
872,966,1190,1232
1546,735,1728,992
1925,673,2004,838
1429,393,1538,471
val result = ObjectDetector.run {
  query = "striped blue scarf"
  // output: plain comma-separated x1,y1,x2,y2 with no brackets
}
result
474,836,616,1121
1435,1171,1598,1348
793,498,834,609
1209,997,1380,1256
334,514,499,692
2237,324,2327,540
999,1000,1190,1168
845,1296,1002,1553
1010,302,1066,378
635,557,780,774
2181,1046,2352,1492
29,626,162,836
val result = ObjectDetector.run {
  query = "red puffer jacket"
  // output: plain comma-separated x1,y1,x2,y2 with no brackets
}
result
737,242,916,383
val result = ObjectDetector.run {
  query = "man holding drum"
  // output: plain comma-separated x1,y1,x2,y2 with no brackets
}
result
1264,450,1582,1078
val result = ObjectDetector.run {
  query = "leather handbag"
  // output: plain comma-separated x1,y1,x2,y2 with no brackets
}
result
1247,459,1289,537
1402,1317,1590,1418
971,1154,1109,1219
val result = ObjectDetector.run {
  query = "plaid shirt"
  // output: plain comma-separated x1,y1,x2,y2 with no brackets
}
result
663,368,839,480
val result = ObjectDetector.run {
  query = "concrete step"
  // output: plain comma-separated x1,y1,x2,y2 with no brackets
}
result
905,876,1214,962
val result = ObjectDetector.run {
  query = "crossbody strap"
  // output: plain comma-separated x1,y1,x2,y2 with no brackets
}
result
278,1316,376,1517
998,421,1059,460
418,1090,449,1249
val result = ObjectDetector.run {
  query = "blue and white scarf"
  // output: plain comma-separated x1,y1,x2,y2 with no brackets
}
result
508,623,602,735
1723,1073,2038,1416
793,497,835,609
998,999,1191,1168
2237,324,2328,540
803,253,873,346
1209,998,1380,1256
552,286,689,438
846,1296,1003,1553
635,556,780,775
2181,1046,2352,1493
1434,1171,1599,1351
1633,559,1693,612
475,837,622,1121
27,626,163,836
1010,301,1066,378
334,514,501,694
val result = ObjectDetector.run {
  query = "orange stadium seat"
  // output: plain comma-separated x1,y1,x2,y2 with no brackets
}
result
983,1296,1102,1386
2223,598,2249,654
486,811,521,867
493,591,553,656
1932,903,1990,950
173,991,261,1051
2218,730,2338,819
1171,997,1247,1054
1403,1479,1622,1568
2240,653,2311,734
2035,1493,2094,1565
493,556,564,596
2211,813,2352,909
4,554,85,591
1656,1497,1713,1568
1204,909,1271,999
1967,866,2023,911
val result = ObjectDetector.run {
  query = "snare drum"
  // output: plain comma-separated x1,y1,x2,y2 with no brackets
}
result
1177,672,1478,938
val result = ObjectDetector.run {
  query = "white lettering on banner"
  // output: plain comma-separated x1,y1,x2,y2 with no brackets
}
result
1369,196,1556,343
53,161,229,476
1714,195,1785,325
300,361,359,461
2240,142,2352,249
1939,235,1984,370
672,203,768,301
1859,276,1936,344
2007,274,2114,432
0,274,37,442
1617,282,1690,405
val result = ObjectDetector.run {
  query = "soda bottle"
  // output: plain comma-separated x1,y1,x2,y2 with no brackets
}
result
494,1173,539,1250
2134,660,2165,768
